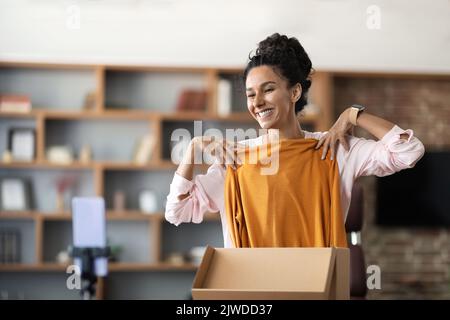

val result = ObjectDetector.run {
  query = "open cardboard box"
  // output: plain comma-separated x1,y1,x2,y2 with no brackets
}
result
192,246,349,300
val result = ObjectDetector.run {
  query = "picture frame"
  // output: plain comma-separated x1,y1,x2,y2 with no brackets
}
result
8,128,35,162
0,177,31,211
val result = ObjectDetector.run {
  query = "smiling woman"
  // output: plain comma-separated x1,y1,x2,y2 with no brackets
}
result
165,33,425,249
243,33,312,137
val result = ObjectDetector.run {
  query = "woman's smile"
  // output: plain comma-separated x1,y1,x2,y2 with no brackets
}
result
256,108,275,120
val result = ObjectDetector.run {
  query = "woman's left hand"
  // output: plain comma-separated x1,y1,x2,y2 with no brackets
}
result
315,108,354,160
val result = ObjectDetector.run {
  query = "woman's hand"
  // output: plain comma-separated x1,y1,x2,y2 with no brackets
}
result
191,136,245,169
315,108,354,160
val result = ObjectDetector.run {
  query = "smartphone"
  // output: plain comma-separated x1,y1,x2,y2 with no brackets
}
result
72,197,107,277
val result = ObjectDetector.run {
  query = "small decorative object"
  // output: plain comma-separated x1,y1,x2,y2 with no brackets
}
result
46,146,74,164
139,189,158,214
0,178,31,211
189,246,207,266
78,145,92,163
55,175,77,212
113,190,126,212
217,79,232,116
133,134,156,165
8,128,35,162
166,252,185,265
83,91,96,111
56,250,70,264
106,238,122,262
2,150,13,163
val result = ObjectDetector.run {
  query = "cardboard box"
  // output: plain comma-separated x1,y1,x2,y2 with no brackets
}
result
192,246,349,300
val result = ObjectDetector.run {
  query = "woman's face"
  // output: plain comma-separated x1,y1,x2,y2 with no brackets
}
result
245,65,298,129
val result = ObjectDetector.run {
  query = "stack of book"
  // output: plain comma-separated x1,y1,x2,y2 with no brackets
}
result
0,95,32,113
175,89,207,112
0,229,21,263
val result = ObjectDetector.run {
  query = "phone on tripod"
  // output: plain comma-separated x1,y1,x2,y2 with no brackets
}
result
71,197,109,299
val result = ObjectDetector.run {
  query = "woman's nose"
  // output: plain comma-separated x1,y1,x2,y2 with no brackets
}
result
253,93,265,108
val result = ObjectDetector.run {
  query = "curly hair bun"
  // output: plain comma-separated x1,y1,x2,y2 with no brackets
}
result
244,33,313,114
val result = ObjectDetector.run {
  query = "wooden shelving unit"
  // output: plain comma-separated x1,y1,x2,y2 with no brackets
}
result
0,61,328,299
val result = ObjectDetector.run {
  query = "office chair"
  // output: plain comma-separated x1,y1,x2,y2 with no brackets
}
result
345,181,367,299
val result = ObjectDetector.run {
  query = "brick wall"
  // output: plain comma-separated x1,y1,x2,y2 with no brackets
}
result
333,76,450,299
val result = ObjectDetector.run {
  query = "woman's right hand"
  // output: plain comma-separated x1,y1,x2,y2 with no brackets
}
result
190,136,244,170
174,136,245,200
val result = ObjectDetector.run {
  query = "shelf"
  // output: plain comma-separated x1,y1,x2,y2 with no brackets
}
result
0,110,39,118
0,161,94,170
0,211,37,219
108,262,198,272
0,109,260,122
0,61,324,299
0,262,199,272
0,161,178,170
0,211,220,221
43,110,156,120
0,263,67,272
100,161,175,171
0,211,162,221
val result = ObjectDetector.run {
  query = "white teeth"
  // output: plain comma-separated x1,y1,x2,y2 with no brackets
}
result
257,109,273,118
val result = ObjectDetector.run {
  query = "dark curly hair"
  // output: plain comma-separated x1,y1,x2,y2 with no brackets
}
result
243,33,313,114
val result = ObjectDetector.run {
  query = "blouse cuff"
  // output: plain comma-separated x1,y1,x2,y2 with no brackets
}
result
380,125,414,145
170,172,194,195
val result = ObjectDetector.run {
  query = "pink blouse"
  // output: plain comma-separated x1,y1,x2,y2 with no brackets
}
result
165,125,425,248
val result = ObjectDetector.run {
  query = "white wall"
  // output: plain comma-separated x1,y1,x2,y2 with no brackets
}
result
0,0,449,73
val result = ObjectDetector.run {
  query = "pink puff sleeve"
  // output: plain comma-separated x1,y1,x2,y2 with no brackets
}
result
344,125,425,178
164,161,225,226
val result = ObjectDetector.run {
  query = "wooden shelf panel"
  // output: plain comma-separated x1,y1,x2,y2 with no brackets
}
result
0,211,220,221
0,211,160,221
108,262,198,272
43,110,156,120
0,161,177,170
0,110,39,118
0,161,94,170
0,211,37,219
0,262,198,272
0,264,67,272
100,161,175,171
0,109,261,122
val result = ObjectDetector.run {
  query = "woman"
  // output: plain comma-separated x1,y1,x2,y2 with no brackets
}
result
165,33,425,248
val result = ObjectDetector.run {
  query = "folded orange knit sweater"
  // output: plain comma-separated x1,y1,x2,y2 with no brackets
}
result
224,137,348,248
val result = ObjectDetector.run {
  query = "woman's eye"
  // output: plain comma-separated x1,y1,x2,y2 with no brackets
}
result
265,88,274,93
247,95,255,98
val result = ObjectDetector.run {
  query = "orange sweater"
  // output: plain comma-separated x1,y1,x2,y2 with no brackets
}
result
224,138,348,248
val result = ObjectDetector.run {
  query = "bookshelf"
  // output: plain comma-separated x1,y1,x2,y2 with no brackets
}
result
0,61,327,299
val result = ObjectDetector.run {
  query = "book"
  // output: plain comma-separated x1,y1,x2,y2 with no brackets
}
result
217,79,232,116
0,229,20,263
133,134,156,164
0,95,31,113
175,89,207,112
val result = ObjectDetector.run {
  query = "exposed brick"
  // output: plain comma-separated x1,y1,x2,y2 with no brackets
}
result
334,76,450,299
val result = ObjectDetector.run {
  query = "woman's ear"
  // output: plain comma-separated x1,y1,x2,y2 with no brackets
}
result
291,83,302,103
